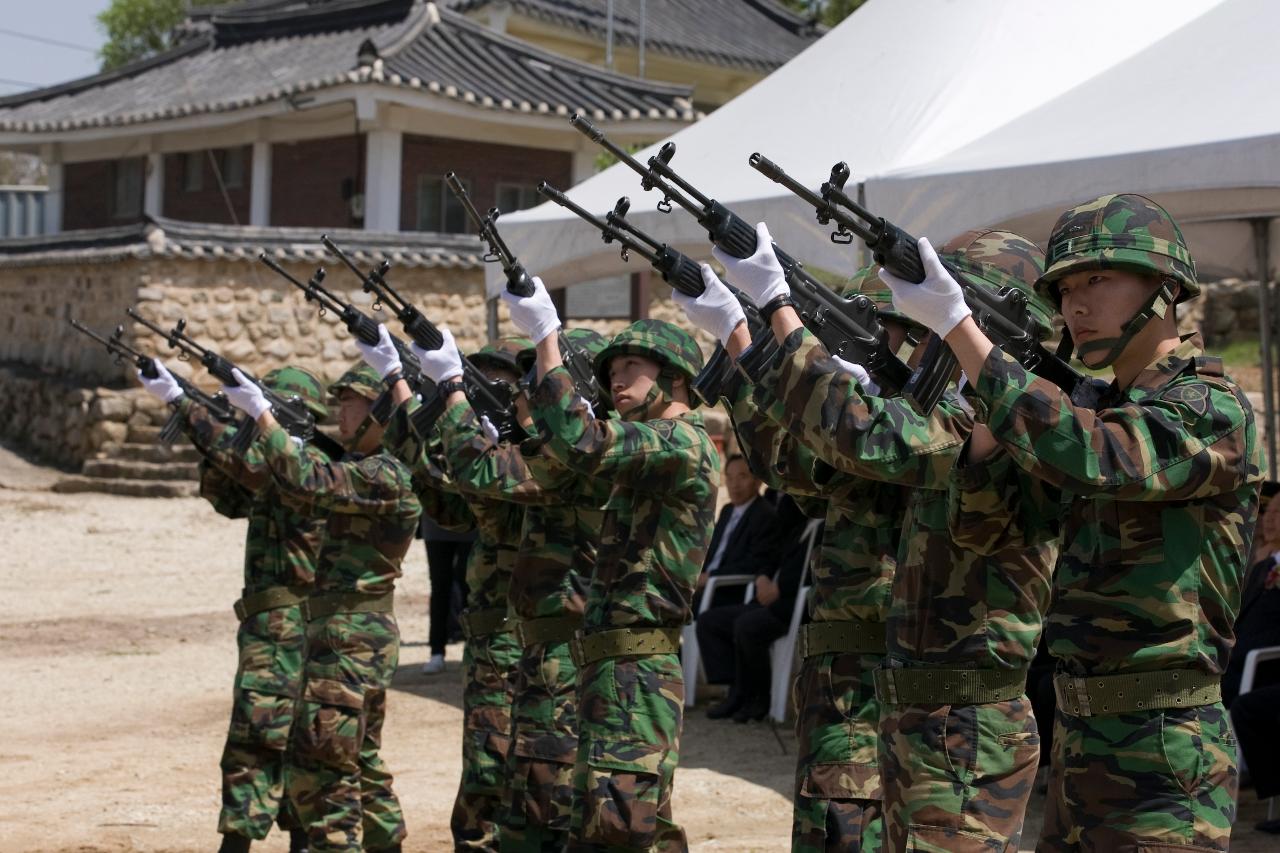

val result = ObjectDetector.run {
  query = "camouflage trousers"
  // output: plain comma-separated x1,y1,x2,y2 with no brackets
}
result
452,628,521,852
791,651,884,853
500,638,579,852
1037,702,1237,852
289,611,405,853
879,696,1040,852
569,653,685,853
218,603,307,839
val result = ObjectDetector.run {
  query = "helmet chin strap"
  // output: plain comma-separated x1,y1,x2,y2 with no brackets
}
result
619,372,682,422
1059,279,1177,370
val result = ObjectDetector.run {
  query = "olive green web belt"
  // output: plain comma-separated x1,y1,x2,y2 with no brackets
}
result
1054,669,1222,717
304,591,394,621
799,619,886,659
570,627,681,667
514,615,583,648
873,666,1028,705
459,607,512,640
233,585,310,621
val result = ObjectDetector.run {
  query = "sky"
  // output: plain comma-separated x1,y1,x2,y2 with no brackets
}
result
0,1,113,97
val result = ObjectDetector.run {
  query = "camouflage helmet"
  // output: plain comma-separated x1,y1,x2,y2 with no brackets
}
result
594,319,705,407
469,336,532,378
938,229,1054,340
327,360,383,401
518,327,609,374
840,263,925,336
1037,193,1198,305
263,366,328,421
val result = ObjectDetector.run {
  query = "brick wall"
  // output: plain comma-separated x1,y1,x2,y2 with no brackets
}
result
162,147,252,224
63,158,140,231
271,134,363,228
400,135,572,231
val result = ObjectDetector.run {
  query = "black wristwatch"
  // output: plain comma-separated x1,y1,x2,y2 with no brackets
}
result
437,379,467,399
759,294,796,323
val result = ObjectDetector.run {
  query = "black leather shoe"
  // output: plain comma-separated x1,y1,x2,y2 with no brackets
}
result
706,692,745,719
732,695,770,723
217,834,251,853
288,827,309,853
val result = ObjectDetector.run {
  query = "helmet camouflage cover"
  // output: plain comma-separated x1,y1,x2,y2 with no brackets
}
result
263,365,329,421
938,229,1054,341
1037,192,1198,305
469,336,533,377
327,360,384,401
594,319,705,406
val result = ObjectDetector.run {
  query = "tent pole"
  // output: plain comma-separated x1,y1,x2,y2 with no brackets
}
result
1252,218,1276,478
856,181,869,270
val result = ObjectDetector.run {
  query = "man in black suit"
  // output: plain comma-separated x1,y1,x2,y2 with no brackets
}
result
698,496,811,723
695,455,780,611
1226,480,1280,704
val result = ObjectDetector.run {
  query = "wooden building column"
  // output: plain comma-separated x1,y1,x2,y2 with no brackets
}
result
249,140,272,226
364,128,402,232
144,151,164,218
40,143,61,234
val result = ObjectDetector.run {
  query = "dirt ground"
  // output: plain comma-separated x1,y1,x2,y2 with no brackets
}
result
0,442,1276,852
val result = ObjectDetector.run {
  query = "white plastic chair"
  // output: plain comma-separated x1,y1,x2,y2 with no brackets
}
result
681,573,755,707
1239,644,1280,695
767,518,823,723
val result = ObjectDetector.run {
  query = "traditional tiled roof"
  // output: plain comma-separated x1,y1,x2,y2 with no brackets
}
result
0,0,695,134
0,216,485,269
445,0,822,73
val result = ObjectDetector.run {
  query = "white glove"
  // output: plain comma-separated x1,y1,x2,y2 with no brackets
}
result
223,368,271,420
356,323,402,379
830,355,879,396
500,275,561,344
410,327,463,384
137,360,183,403
671,264,747,344
711,222,789,307
479,415,500,444
879,237,971,339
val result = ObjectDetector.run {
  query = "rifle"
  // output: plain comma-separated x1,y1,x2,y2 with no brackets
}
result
125,308,328,455
567,114,942,412
314,237,525,442
443,173,605,411
749,154,1088,401
69,317,236,446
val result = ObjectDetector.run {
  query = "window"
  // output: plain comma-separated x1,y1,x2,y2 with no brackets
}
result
113,158,144,218
494,182,539,214
183,151,203,192
416,175,468,233
220,148,245,189
563,275,632,319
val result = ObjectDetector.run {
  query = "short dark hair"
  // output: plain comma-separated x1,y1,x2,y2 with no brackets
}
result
725,454,751,473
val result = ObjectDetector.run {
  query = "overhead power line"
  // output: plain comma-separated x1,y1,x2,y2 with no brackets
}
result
0,26,96,53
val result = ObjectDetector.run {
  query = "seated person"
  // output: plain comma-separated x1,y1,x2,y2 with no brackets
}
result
697,496,811,723
1231,682,1280,833
695,454,780,611
1225,479,1280,705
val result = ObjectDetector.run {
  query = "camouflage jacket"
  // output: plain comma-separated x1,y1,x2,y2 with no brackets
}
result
438,399,602,621
256,421,421,596
971,334,1262,676
531,366,720,631
725,372,899,626
754,328,1054,670
383,395,521,615
178,397,326,595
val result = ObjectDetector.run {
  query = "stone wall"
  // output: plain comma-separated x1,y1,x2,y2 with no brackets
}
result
1188,279,1269,347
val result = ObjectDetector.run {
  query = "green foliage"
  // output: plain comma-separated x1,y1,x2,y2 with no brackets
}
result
96,0,235,71
779,0,868,27
594,141,648,174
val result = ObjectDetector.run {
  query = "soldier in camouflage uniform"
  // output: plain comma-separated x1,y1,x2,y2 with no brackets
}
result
217,359,422,853
359,328,530,852
138,365,333,853
423,328,611,851
502,277,720,852
884,194,1262,851
697,267,907,853
686,225,1059,850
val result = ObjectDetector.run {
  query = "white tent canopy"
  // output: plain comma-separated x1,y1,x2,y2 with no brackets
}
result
487,0,1225,297
862,0,1280,281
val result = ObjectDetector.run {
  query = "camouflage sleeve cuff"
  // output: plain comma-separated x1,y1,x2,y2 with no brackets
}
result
440,397,473,433
974,347,1044,439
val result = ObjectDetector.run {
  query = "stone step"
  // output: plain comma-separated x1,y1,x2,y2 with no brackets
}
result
52,476,198,498
107,441,201,464
81,458,200,482
127,424,163,444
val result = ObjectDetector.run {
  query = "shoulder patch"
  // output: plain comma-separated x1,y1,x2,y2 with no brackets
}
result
1161,383,1211,416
